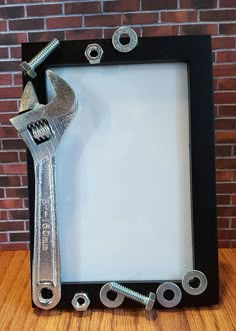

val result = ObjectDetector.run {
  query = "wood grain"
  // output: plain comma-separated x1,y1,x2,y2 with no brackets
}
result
0,249,235,331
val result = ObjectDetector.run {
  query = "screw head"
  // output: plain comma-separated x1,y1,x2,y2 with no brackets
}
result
145,292,156,310
20,61,37,78
72,293,90,312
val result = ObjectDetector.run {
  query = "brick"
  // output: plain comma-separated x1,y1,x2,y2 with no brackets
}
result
0,188,4,198
1,113,18,126
216,171,231,181
46,17,82,29
19,152,26,162
6,188,28,198
122,13,157,25
0,74,12,86
218,78,236,90
218,105,236,117
200,10,236,21
215,145,232,157
217,183,236,193
0,101,17,112
65,29,102,41
0,6,24,19
143,25,178,37
0,221,24,231
4,163,27,175
232,196,236,205
0,199,23,209
220,0,236,7
142,0,177,10
217,195,231,205
2,139,26,150
212,37,235,50
161,11,197,22
218,51,236,63
104,0,140,12
232,218,236,227
215,119,236,130
218,229,236,238
214,64,236,77
0,87,22,99
0,33,27,45
27,4,62,17
180,0,217,8
8,209,29,220
0,61,21,72
0,211,7,220
0,21,6,31
9,232,29,242
180,24,218,35
9,19,44,31
0,233,7,242
0,127,18,138
21,176,28,186
24,199,29,208
220,24,236,35
0,48,8,58
218,218,230,227
14,73,22,85
85,15,121,27
28,31,64,43
216,159,236,169
10,47,21,59
231,241,236,248
65,2,101,14
218,240,230,248
0,152,18,163
0,176,20,187
0,242,28,250
215,92,236,104
25,221,29,231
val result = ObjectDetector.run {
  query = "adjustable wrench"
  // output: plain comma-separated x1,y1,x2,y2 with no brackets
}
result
10,70,77,309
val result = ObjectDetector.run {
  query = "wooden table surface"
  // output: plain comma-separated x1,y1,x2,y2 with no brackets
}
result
0,249,235,331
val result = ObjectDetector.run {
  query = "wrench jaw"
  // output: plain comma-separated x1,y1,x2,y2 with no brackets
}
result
10,71,77,310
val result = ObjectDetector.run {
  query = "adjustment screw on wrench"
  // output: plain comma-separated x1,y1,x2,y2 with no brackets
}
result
20,38,60,79
109,282,156,310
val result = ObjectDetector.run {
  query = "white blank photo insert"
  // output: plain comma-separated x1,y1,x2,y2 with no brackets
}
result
46,63,193,282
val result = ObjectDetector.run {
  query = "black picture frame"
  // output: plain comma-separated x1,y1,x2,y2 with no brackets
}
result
22,35,219,309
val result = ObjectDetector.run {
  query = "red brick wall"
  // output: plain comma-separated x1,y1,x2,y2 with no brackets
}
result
0,0,235,250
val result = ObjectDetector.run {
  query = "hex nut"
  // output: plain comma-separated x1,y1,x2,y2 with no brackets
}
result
84,44,103,64
72,293,90,312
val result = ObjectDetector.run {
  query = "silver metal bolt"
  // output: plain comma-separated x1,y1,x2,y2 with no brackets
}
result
20,38,60,78
108,282,156,310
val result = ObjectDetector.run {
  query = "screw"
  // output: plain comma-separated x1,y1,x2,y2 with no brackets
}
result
20,38,60,78
108,282,156,310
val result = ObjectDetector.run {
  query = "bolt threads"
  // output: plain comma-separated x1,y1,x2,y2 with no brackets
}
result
109,282,148,305
30,38,60,69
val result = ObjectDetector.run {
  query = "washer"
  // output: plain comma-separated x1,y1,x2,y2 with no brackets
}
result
100,283,125,308
156,282,182,308
182,270,208,296
112,27,138,53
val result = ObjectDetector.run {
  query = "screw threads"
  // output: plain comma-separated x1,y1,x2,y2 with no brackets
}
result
30,38,60,69
109,282,148,305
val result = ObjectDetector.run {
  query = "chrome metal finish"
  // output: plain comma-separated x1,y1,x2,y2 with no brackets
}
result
109,282,155,310
72,293,90,311
84,43,103,64
182,270,208,296
112,27,138,53
10,70,77,310
156,282,182,308
20,38,60,78
100,283,125,308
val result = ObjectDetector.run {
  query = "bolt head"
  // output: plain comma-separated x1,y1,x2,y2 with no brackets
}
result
145,292,156,311
72,293,90,312
20,61,37,78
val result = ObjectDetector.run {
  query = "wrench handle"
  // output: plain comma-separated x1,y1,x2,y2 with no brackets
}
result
32,156,61,309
